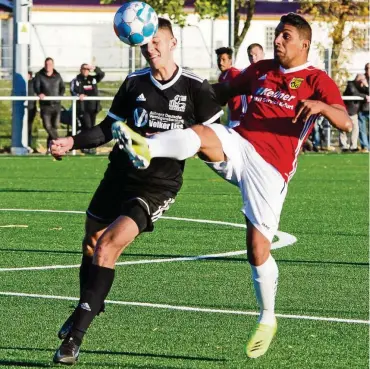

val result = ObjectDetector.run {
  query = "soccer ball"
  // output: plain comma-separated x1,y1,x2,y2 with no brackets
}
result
113,1,158,47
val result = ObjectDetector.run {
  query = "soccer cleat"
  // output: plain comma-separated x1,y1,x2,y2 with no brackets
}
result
246,320,277,359
58,303,106,340
111,121,151,169
58,311,76,340
53,336,80,365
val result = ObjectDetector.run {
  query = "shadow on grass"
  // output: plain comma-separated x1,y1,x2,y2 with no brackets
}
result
0,188,90,194
0,347,226,364
0,360,50,367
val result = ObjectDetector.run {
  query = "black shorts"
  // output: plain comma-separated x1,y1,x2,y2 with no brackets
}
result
86,165,176,233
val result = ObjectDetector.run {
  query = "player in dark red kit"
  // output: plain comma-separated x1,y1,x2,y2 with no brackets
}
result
115,13,353,359
215,47,247,128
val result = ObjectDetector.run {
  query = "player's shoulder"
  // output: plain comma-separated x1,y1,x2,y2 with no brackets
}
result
241,59,277,76
127,67,151,79
180,67,205,84
304,65,336,85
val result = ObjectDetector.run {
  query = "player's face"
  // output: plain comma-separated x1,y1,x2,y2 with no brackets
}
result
274,23,309,68
248,47,264,64
217,54,232,72
141,28,176,70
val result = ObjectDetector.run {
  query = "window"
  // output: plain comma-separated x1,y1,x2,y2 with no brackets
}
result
265,26,275,52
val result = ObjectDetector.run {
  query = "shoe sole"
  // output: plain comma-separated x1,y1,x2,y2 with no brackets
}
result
53,351,79,365
111,122,149,169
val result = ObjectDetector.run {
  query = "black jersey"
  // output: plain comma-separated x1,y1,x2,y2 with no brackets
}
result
107,66,223,193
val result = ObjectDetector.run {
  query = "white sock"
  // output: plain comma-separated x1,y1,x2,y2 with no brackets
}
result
250,254,278,326
146,129,201,160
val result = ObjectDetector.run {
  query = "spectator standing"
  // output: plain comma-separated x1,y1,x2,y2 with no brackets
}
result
27,71,37,153
34,57,65,151
70,64,105,132
339,74,364,152
357,64,370,153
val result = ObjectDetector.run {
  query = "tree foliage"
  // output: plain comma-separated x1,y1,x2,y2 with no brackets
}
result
100,0,187,26
195,0,256,55
299,0,369,89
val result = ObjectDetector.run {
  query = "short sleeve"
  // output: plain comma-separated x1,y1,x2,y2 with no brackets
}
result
195,80,224,125
314,73,346,108
107,78,130,121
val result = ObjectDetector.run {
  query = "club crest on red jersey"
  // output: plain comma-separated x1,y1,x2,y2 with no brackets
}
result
289,78,304,89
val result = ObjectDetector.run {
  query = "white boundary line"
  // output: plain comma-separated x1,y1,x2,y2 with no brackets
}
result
0,291,368,325
0,208,297,272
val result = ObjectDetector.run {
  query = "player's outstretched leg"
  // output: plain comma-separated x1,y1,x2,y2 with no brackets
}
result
246,222,278,359
112,122,225,168
112,121,151,169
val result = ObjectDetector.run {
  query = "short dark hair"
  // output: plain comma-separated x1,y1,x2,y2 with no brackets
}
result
45,57,54,63
215,47,233,58
158,17,174,37
247,43,263,53
280,13,312,42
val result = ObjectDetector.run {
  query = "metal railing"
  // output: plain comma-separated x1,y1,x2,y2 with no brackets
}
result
0,95,365,154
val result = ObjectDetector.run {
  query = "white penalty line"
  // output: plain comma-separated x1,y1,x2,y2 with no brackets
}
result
0,291,368,325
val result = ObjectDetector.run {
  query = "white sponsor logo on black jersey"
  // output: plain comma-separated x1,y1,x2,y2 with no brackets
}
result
136,93,146,102
169,95,187,112
134,107,149,127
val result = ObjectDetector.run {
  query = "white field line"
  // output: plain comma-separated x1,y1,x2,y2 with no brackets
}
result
0,291,368,325
0,208,297,272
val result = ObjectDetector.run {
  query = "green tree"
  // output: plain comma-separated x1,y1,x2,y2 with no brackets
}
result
100,0,187,26
299,0,369,90
195,0,256,55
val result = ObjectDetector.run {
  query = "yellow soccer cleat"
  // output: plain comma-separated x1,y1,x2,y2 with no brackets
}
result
111,121,151,169
246,321,277,359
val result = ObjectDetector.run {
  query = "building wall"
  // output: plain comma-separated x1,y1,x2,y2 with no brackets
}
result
8,7,367,82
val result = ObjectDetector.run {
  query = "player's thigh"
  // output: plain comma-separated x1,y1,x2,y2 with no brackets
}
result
239,139,288,243
202,124,244,186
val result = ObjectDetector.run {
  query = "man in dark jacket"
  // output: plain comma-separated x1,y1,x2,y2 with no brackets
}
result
70,64,105,131
34,57,65,151
339,74,363,152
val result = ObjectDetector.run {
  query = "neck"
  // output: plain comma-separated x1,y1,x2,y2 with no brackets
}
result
280,58,308,70
151,62,177,81
46,70,53,76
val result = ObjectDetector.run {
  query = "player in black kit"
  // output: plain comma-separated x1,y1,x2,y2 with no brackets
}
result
50,18,223,365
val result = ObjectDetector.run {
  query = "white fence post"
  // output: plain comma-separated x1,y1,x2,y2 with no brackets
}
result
71,97,77,156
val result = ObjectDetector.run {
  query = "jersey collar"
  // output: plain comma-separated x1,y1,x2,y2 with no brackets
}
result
150,66,182,90
279,61,311,74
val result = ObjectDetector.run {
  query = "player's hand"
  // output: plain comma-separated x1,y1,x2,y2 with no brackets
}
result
366,95,370,103
79,94,86,101
38,93,45,100
50,137,74,160
293,100,323,123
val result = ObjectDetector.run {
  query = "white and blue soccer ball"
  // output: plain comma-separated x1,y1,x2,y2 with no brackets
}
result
113,1,158,47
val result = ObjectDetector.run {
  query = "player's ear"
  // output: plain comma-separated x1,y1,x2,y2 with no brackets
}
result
170,37,177,50
302,39,310,52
